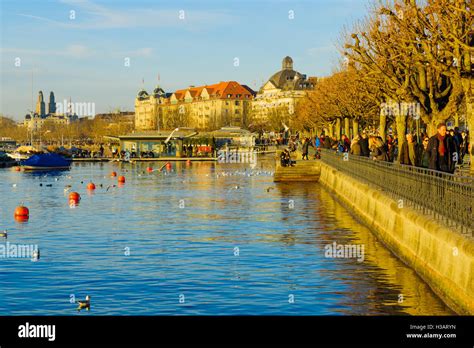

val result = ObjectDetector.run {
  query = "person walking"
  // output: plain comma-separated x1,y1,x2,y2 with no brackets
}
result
369,136,388,161
399,133,419,166
426,123,456,173
359,132,370,157
301,137,313,160
418,135,430,168
350,135,361,156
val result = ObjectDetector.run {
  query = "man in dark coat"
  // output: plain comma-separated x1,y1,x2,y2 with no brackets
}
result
359,133,370,157
399,133,420,166
427,123,456,173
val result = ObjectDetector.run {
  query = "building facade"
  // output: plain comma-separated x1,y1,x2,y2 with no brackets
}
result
24,91,79,131
135,81,255,131
251,56,317,129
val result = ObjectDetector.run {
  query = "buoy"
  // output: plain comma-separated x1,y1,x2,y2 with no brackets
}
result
146,167,153,173
69,192,81,202
87,182,96,190
14,206,29,219
111,171,117,177
118,175,126,183
15,166,21,172
15,215,29,223
166,162,172,170
186,160,191,165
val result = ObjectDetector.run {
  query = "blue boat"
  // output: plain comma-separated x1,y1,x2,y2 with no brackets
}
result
20,153,72,171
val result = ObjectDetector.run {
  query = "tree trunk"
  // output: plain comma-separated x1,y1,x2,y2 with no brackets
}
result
335,118,341,139
396,115,407,150
379,112,387,141
344,117,350,138
454,112,459,128
352,118,359,138
461,76,473,172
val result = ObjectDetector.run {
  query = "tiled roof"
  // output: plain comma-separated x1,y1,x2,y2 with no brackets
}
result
170,81,254,101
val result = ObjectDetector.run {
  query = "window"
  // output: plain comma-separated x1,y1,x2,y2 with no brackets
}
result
235,101,240,106
235,110,240,114
227,94,232,98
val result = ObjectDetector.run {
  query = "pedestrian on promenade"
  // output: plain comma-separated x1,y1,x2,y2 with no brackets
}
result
386,135,396,162
359,132,370,157
323,135,332,149
419,135,430,168
426,123,456,173
399,133,419,166
350,135,361,156
369,136,388,161
302,137,313,160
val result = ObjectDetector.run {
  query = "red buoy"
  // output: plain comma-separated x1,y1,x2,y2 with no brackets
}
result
15,166,21,172
14,206,29,219
87,182,96,190
118,175,126,183
15,215,29,222
186,160,191,165
111,171,117,177
69,192,81,202
146,167,153,173
166,162,172,170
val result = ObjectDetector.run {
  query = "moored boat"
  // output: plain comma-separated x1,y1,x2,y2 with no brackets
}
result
20,153,72,171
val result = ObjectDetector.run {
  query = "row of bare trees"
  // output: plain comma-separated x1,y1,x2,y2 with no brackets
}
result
293,0,472,169
0,114,133,146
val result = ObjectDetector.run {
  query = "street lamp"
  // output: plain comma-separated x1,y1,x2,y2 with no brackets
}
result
164,128,179,144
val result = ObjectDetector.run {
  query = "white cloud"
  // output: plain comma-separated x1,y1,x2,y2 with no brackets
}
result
16,0,235,30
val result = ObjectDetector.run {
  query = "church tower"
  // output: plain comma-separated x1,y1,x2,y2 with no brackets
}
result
36,91,46,117
48,91,56,114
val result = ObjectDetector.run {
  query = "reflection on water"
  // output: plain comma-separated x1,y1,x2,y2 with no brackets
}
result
0,157,453,315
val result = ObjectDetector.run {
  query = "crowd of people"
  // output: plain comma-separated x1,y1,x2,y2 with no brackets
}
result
314,123,469,174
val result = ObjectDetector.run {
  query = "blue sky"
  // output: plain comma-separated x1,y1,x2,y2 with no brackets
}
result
0,0,369,120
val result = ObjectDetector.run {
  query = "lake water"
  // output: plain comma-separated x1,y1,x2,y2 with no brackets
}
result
0,157,453,315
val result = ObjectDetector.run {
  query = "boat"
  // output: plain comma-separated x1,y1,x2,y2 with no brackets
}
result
0,151,17,168
20,153,72,171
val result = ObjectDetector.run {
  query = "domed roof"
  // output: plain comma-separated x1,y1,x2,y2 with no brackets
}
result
25,114,31,120
265,56,311,91
268,69,305,90
153,85,165,97
137,89,149,100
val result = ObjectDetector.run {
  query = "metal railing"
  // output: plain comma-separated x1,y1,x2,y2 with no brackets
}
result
319,149,474,236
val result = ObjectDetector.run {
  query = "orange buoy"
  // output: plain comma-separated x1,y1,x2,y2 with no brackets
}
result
166,162,172,170
146,167,153,173
118,175,126,183
15,166,21,172
14,206,29,219
15,215,29,223
111,171,117,177
87,182,96,190
69,192,81,202
186,160,191,165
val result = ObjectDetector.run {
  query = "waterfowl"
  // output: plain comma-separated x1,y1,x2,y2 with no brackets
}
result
77,295,91,311
0,230,7,238
31,249,40,261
